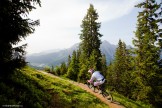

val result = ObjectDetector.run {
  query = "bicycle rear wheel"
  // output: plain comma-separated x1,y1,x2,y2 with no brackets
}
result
102,91,113,102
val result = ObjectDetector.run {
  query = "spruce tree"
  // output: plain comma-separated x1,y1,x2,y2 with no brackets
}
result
79,4,102,70
112,39,124,90
107,40,134,96
67,55,71,68
66,51,79,81
0,0,41,75
78,51,89,83
78,4,102,82
106,62,114,87
60,62,67,76
101,54,107,77
121,42,134,97
132,0,161,103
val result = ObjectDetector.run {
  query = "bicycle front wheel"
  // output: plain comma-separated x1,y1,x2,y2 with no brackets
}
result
102,91,113,102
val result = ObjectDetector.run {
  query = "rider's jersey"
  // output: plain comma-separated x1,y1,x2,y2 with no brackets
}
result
89,71,104,82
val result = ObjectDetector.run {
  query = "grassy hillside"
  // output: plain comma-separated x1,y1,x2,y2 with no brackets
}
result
0,66,153,108
112,92,152,108
0,66,108,108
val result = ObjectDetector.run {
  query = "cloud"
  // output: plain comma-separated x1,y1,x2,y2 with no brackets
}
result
30,0,141,28
93,0,141,22
19,0,141,54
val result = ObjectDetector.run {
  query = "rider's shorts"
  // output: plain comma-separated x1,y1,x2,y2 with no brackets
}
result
94,79,105,86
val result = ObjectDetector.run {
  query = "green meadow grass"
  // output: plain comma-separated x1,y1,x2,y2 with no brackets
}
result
0,66,153,108
0,66,108,108
112,92,152,108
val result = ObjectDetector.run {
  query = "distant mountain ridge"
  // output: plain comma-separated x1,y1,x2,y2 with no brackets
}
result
26,40,117,68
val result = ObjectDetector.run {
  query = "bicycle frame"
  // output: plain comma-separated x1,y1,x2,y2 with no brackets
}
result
86,81,100,92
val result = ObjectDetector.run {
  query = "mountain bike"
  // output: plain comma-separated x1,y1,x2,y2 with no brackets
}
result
85,81,113,102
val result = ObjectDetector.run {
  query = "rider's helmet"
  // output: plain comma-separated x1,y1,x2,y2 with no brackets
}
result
88,68,94,74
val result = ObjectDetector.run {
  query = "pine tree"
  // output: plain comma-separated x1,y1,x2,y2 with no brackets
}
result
0,0,41,75
78,4,102,82
55,66,61,76
79,4,102,70
78,51,89,83
67,55,71,68
106,62,114,87
113,40,124,89
101,54,107,77
132,0,162,103
107,40,134,96
66,51,79,81
60,62,67,76
121,42,135,97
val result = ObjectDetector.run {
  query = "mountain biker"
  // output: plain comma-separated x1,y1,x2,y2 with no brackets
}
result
87,68,105,90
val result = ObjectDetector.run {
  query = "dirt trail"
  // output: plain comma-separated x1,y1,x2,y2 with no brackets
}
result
39,71,125,108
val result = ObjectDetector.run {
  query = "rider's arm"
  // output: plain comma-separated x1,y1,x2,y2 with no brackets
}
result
88,75,95,83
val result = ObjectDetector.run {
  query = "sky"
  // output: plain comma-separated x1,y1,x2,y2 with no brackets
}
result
17,0,145,55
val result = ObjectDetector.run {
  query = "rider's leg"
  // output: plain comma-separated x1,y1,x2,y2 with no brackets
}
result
94,82,102,93
94,81,100,87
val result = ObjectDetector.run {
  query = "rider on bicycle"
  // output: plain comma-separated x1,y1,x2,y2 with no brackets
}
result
87,68,105,90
